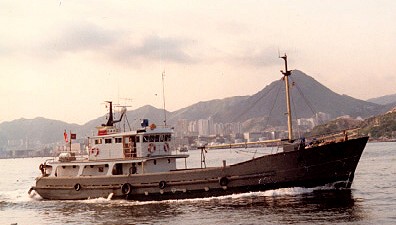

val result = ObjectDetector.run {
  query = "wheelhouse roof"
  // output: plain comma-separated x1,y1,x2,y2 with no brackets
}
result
91,127,174,138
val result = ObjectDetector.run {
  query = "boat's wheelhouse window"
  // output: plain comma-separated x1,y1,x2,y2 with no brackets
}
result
95,139,102,145
149,135,155,142
105,138,112,144
115,138,122,143
143,134,171,143
164,134,171,142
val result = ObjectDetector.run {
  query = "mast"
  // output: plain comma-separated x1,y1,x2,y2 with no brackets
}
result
280,54,293,141
104,101,114,126
102,101,126,127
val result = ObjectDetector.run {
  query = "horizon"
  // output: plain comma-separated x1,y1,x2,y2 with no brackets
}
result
1,1,395,124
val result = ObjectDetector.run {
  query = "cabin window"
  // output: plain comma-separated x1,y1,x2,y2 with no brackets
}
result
143,135,165,142
98,167,104,173
130,163,137,174
115,138,122,143
168,159,171,164
95,139,103,145
153,160,157,165
136,136,140,143
165,134,171,142
105,138,112,144
112,163,123,175
149,135,155,142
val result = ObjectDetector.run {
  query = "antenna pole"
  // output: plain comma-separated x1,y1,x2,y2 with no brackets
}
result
280,54,293,141
162,71,167,127
69,130,72,152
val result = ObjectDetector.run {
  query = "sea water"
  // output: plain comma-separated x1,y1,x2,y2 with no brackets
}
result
0,142,395,225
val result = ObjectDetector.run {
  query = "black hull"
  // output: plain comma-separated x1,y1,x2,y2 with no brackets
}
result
32,136,368,201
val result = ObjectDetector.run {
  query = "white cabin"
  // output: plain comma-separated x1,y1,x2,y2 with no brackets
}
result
88,126,173,160
43,123,189,178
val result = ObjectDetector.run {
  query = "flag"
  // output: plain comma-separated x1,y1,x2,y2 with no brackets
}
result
64,130,68,143
71,133,76,140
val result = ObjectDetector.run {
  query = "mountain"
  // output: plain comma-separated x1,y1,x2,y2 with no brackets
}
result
167,70,383,126
168,96,249,123
367,94,396,105
0,117,80,150
0,70,388,149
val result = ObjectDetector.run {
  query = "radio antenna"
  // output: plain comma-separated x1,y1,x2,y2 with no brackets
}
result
162,71,167,127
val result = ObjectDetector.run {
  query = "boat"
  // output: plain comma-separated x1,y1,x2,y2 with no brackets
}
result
29,55,368,201
177,146,189,152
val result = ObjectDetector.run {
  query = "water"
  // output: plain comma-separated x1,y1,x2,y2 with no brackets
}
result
0,142,395,225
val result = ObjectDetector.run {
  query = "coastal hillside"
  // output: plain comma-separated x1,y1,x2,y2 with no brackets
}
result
360,107,396,139
168,70,383,126
0,117,80,151
367,94,396,105
0,70,390,148
307,107,396,140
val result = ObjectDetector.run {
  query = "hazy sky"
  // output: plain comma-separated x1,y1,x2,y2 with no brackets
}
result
1,1,395,124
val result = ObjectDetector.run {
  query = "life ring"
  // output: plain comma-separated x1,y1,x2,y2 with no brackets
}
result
219,177,229,187
90,147,99,156
148,143,156,153
121,183,132,195
164,143,169,152
74,183,82,191
159,181,167,189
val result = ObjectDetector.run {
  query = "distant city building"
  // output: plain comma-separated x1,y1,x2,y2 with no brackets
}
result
315,112,331,124
198,119,210,136
297,118,316,129
175,119,189,138
296,112,331,131
243,132,262,142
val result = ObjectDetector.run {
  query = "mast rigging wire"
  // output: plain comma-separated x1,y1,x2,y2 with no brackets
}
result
289,76,323,125
231,78,282,124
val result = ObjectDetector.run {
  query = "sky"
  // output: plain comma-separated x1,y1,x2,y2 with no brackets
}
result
0,1,395,125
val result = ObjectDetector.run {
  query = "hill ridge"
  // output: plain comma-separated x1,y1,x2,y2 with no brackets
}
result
0,70,391,149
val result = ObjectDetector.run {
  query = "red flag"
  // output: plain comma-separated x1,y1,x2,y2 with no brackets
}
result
71,133,76,140
64,130,68,143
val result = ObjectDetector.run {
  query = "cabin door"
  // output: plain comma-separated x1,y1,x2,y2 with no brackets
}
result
123,136,137,158
130,136,137,157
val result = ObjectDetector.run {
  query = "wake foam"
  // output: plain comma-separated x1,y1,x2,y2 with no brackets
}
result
21,185,339,206
101,186,337,206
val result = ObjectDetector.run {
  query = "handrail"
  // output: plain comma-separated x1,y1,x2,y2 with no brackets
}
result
206,139,282,149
